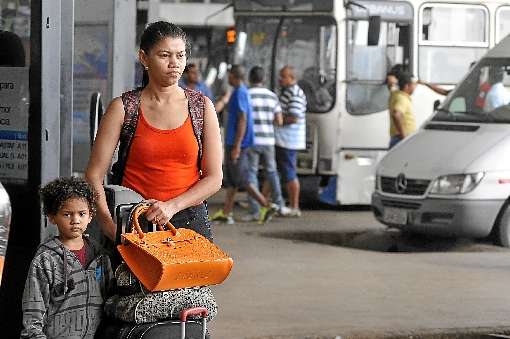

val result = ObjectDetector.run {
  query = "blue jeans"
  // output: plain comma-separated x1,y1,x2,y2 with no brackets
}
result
170,202,212,241
389,135,403,148
246,145,284,216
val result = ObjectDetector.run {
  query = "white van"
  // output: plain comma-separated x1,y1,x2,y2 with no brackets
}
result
372,35,510,247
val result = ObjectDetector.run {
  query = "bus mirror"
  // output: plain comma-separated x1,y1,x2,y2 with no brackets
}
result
433,99,441,111
367,15,381,46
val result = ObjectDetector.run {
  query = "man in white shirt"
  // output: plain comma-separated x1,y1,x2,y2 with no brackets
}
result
484,67,510,112
275,66,307,217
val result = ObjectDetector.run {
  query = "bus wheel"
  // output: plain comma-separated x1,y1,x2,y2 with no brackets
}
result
495,201,510,247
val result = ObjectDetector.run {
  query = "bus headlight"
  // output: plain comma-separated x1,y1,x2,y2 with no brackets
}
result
429,172,484,195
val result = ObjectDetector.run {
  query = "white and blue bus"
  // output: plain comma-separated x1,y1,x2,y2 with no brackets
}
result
231,0,510,205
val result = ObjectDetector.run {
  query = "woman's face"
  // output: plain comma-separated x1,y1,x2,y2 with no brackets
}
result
140,36,187,87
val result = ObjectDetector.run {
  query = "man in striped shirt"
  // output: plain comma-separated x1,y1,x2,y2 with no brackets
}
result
243,66,290,223
275,66,307,217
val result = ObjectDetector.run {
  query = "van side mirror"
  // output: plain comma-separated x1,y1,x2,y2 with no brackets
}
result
367,16,381,46
433,99,441,111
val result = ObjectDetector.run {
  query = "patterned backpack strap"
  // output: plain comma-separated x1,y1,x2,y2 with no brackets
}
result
184,88,205,167
111,88,142,185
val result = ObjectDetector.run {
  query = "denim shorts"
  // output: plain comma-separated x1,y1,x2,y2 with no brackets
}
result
223,145,249,188
275,146,298,183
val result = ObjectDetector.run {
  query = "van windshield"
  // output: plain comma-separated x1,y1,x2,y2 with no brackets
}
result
433,58,510,123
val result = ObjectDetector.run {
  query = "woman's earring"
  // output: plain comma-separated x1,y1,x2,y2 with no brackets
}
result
144,65,149,71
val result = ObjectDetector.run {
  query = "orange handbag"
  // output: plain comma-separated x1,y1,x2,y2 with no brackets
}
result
117,203,234,291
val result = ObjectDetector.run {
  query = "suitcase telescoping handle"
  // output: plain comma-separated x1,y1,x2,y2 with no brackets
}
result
180,307,208,339
132,203,178,239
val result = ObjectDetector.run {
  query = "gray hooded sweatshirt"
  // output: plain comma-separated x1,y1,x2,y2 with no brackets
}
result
20,236,113,339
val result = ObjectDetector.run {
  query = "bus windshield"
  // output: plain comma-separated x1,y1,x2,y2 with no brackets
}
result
434,58,510,123
235,16,337,113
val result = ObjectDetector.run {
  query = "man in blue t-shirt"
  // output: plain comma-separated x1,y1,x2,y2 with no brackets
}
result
210,64,254,224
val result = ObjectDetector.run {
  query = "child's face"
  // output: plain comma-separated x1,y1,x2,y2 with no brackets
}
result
48,198,92,241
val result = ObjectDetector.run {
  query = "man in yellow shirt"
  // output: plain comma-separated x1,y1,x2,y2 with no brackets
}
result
389,72,417,148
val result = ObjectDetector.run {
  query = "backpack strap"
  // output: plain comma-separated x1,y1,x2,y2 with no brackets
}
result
183,88,205,169
110,88,142,185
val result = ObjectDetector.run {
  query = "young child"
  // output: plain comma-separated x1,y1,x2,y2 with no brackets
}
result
21,177,113,338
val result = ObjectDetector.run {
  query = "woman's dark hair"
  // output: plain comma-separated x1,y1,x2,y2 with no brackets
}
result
39,177,97,216
249,66,265,84
139,21,189,87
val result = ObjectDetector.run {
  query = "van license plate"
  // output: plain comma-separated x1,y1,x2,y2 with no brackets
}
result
383,208,407,225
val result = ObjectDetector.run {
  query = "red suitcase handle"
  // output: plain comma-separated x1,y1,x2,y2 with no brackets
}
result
180,307,208,339
180,307,208,321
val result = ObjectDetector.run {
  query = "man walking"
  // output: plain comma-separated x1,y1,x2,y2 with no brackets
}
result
275,66,307,217
242,66,290,223
210,65,254,224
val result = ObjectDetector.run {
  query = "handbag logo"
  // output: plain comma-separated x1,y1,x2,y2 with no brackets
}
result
176,270,212,281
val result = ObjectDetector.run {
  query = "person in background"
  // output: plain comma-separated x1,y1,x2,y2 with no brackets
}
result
484,66,510,112
389,71,417,148
242,66,290,223
180,63,214,101
209,65,254,224
21,177,113,338
0,30,25,66
86,22,222,241
418,79,450,96
275,66,307,217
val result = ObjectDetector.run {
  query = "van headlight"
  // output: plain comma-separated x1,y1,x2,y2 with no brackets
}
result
429,172,484,195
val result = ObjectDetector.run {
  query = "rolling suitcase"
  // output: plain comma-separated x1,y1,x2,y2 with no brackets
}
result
95,307,210,339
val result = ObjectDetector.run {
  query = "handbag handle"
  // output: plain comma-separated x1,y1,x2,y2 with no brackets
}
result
132,203,178,239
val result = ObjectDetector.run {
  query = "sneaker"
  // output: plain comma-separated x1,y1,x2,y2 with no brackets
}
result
288,208,302,217
258,204,278,224
277,205,292,217
240,213,259,222
209,209,235,224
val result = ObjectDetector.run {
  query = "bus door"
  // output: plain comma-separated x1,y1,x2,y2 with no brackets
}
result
331,0,414,205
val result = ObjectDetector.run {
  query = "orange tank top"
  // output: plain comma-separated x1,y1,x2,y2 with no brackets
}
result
122,108,200,201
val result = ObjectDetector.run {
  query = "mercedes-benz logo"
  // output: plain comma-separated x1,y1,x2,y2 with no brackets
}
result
395,173,407,194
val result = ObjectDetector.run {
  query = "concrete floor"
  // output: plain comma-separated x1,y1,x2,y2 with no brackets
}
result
206,191,510,339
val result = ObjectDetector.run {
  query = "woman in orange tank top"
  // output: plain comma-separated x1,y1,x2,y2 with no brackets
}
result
85,22,222,241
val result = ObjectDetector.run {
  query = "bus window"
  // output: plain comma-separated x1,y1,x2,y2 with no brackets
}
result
346,20,410,115
235,16,337,113
496,6,510,43
419,4,488,85
274,17,336,113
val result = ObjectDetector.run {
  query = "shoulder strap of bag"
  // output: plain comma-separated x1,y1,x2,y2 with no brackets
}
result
111,88,142,185
183,88,205,169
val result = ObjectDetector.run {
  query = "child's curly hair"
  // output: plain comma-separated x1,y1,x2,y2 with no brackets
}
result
39,177,97,216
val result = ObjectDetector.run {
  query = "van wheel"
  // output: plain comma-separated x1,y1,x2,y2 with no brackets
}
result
495,202,510,247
